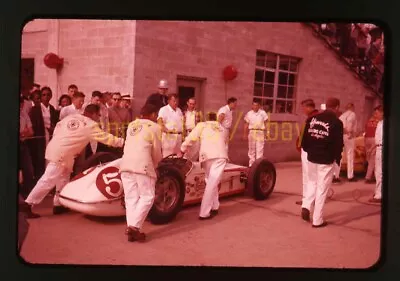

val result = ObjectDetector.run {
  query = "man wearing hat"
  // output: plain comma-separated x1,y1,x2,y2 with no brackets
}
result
121,94,133,120
145,79,169,113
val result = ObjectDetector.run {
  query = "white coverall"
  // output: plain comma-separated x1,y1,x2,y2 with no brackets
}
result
25,114,124,207
158,104,184,158
120,119,163,230
181,121,228,218
374,120,383,200
244,109,268,167
339,110,357,179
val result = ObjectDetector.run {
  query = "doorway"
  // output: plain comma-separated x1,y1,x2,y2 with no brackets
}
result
20,58,35,94
176,76,204,112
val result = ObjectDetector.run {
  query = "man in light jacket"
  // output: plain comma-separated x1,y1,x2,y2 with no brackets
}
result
178,112,228,220
20,104,125,218
120,104,163,242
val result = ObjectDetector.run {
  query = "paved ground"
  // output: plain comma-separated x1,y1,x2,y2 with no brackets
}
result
19,162,381,268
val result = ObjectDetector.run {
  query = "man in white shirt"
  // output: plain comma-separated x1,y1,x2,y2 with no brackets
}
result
339,103,358,182
370,119,383,203
183,97,202,161
178,112,228,220
243,99,268,167
59,91,85,120
158,94,184,158
120,103,162,242
20,104,125,218
217,97,238,152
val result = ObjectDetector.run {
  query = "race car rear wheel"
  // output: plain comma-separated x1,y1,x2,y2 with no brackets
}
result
74,152,121,176
148,167,185,225
246,158,276,200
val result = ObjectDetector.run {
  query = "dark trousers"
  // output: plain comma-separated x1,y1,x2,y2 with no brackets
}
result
19,141,35,198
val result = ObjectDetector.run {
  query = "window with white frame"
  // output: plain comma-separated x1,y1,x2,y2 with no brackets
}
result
253,50,300,114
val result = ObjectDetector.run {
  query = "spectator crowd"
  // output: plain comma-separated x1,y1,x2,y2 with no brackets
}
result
19,83,134,198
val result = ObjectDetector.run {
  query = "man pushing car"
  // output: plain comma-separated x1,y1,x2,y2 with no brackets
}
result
119,103,163,242
20,104,125,218
177,112,228,220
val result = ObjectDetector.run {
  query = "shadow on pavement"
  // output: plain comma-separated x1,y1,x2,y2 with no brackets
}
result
148,192,286,240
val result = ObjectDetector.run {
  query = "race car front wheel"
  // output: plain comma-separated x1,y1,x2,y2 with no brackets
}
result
246,158,276,200
148,167,186,224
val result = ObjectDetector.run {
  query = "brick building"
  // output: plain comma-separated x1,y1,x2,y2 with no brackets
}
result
21,19,382,164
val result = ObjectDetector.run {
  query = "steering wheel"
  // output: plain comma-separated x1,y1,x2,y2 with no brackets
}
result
164,153,187,160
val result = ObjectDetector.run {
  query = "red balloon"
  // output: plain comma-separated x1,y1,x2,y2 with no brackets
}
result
223,65,238,81
43,53,64,69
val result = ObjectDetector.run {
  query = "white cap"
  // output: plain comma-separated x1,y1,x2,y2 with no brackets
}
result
158,79,168,89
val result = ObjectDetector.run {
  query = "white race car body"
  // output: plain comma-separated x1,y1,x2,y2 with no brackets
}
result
59,158,249,217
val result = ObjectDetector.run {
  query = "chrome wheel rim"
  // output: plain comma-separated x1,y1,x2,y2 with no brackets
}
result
259,169,274,194
154,175,180,212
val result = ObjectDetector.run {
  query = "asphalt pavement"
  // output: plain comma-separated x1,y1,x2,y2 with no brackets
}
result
19,161,381,268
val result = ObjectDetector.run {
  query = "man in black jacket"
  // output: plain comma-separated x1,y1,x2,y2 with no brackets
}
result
301,97,344,228
145,79,169,113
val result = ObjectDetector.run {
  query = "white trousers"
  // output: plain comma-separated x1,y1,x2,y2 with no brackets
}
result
374,147,382,199
200,158,227,218
343,135,355,179
248,131,265,167
301,149,308,201
333,162,340,178
25,162,70,207
162,133,182,158
121,172,156,230
302,162,334,226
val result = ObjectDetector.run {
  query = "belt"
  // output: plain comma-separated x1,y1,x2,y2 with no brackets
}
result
249,129,264,131
377,144,382,147
166,132,182,135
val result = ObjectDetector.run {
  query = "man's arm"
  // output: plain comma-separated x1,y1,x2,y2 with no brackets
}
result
89,123,124,147
243,113,249,139
152,126,163,166
218,113,225,124
181,123,203,153
301,118,311,153
334,120,344,165
157,107,169,133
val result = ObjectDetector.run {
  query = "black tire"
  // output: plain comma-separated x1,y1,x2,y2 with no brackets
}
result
148,167,186,225
74,152,121,175
246,158,276,200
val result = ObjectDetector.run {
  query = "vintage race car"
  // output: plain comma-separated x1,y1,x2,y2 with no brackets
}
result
59,152,277,224
340,135,367,175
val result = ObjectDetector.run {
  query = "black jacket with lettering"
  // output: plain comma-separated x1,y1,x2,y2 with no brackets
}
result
301,109,344,165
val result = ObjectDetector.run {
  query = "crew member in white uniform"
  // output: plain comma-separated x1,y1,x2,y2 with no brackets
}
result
301,98,344,227
183,97,202,161
217,97,238,153
339,103,358,181
243,99,268,167
370,118,383,203
178,112,228,220
20,104,125,218
158,94,184,157
120,104,162,242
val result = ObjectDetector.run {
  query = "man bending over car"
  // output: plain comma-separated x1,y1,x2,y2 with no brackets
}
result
178,112,228,220
20,104,125,218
